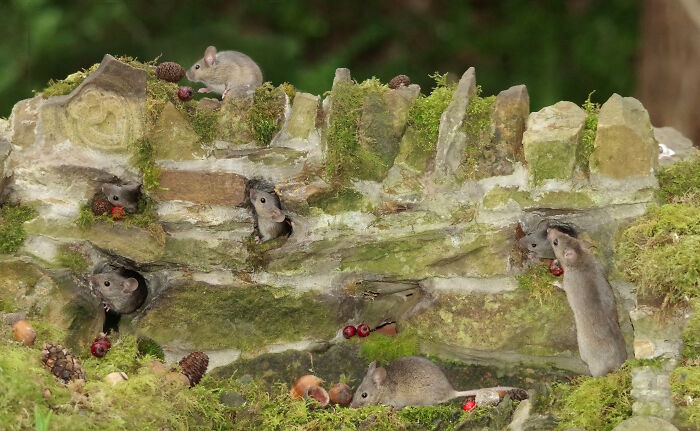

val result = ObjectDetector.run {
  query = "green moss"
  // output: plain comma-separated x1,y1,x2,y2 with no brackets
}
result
577,93,600,176
130,137,161,191
184,107,219,145
40,63,100,97
358,330,420,364
280,81,296,101
324,78,391,184
307,188,370,215
247,82,286,146
136,283,337,351
553,365,633,431
0,204,38,254
244,233,288,270
137,336,165,361
461,85,496,180
517,264,561,306
76,196,160,234
615,204,700,306
398,73,456,171
657,155,700,202
482,186,533,209
671,365,700,429
683,299,700,361
56,245,88,272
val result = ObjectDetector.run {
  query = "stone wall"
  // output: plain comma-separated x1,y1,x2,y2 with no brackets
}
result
0,54,694,374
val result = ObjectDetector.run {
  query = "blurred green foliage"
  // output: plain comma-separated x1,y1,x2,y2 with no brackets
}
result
1,0,638,117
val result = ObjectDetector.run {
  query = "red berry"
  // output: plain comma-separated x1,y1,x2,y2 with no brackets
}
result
111,206,124,221
91,336,111,358
549,259,564,276
342,325,356,339
178,86,194,101
356,324,370,338
462,399,476,411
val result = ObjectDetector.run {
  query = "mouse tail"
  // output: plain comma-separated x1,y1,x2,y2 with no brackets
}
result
454,386,528,401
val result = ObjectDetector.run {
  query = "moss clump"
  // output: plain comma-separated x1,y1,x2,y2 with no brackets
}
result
307,188,370,215
244,233,288,270
130,137,161,192
670,365,700,429
247,82,286,146
137,336,165,361
324,78,391,184
76,196,159,231
615,204,700,306
280,81,296,101
553,365,633,431
56,245,88,272
516,264,561,306
136,283,337,351
358,330,419,364
461,85,496,179
657,155,700,203
0,204,38,254
577,93,600,176
39,63,100,97
399,72,456,171
683,299,700,361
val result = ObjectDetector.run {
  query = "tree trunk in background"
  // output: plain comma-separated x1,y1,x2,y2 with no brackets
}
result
637,0,700,147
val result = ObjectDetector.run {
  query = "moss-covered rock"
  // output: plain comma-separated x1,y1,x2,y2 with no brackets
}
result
0,204,38,254
670,365,700,430
149,102,203,160
459,86,496,180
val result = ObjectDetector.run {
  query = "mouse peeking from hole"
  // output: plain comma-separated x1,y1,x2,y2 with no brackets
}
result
249,185,292,243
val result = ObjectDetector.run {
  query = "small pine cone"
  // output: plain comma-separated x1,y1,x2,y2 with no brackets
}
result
41,343,86,383
388,74,411,89
91,198,113,216
155,61,186,83
178,351,208,387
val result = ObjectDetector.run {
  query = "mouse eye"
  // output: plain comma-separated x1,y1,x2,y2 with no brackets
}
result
260,197,266,203
104,281,111,287
361,392,367,398
553,239,559,246
195,64,200,70
531,243,537,248
113,195,119,201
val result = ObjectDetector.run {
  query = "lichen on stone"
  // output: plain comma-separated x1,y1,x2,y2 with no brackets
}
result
55,245,88,272
358,330,419,364
307,188,370,215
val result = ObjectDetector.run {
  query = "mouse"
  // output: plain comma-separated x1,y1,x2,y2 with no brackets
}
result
101,183,141,214
249,188,291,243
88,268,147,315
350,356,527,408
519,219,578,259
186,45,263,100
546,228,627,376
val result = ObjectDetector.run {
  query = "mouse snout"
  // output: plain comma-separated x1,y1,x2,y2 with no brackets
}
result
185,69,194,81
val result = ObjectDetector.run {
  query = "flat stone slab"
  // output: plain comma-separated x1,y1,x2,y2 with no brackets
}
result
156,170,246,206
612,416,678,431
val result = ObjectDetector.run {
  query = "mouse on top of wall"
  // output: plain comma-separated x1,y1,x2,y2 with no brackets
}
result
350,356,527,408
88,267,147,315
249,187,292,243
101,183,141,214
186,45,263,100
519,219,578,259
547,228,627,377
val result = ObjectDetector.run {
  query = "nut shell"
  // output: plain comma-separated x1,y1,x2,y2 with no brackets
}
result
329,383,353,407
388,74,411,89
304,385,330,409
290,374,324,400
155,61,185,83
12,320,36,346
104,371,128,385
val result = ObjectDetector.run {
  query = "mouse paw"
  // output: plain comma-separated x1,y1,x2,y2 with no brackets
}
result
198,87,212,94
254,235,262,244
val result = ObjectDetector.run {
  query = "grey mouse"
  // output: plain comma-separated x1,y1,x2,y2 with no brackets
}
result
350,356,526,408
250,188,291,242
88,268,147,315
186,45,263,99
547,228,627,376
519,219,578,259
101,183,141,213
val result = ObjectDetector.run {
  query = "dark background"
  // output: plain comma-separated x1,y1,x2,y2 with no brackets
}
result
1,0,640,117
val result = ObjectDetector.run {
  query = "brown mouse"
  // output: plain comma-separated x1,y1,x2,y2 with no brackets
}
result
249,188,291,242
546,228,627,376
350,356,526,408
186,45,263,99
88,268,147,315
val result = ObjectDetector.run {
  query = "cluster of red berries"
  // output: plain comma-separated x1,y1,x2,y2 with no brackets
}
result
91,335,111,358
462,399,477,411
111,206,125,221
342,324,370,339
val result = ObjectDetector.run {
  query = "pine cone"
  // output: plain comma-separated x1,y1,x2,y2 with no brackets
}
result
155,61,186,83
389,74,411,89
91,198,113,216
41,343,86,383
178,351,208,387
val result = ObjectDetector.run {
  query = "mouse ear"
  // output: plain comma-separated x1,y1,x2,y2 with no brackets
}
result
372,366,387,386
101,183,113,195
204,46,217,67
121,278,139,293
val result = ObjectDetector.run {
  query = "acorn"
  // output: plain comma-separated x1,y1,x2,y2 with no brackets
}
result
155,61,185,83
549,259,564,276
178,86,194,101
111,206,125,221
342,325,356,339
104,371,128,385
91,198,113,216
12,320,36,346
357,323,370,338
329,383,353,407
290,375,324,400
90,335,111,358
388,74,411,89
179,351,209,387
304,385,330,409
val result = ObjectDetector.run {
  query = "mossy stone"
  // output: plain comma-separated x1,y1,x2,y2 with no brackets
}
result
284,92,319,140
149,102,203,160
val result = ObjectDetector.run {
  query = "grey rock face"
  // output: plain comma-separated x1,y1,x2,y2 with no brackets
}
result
612,416,678,431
